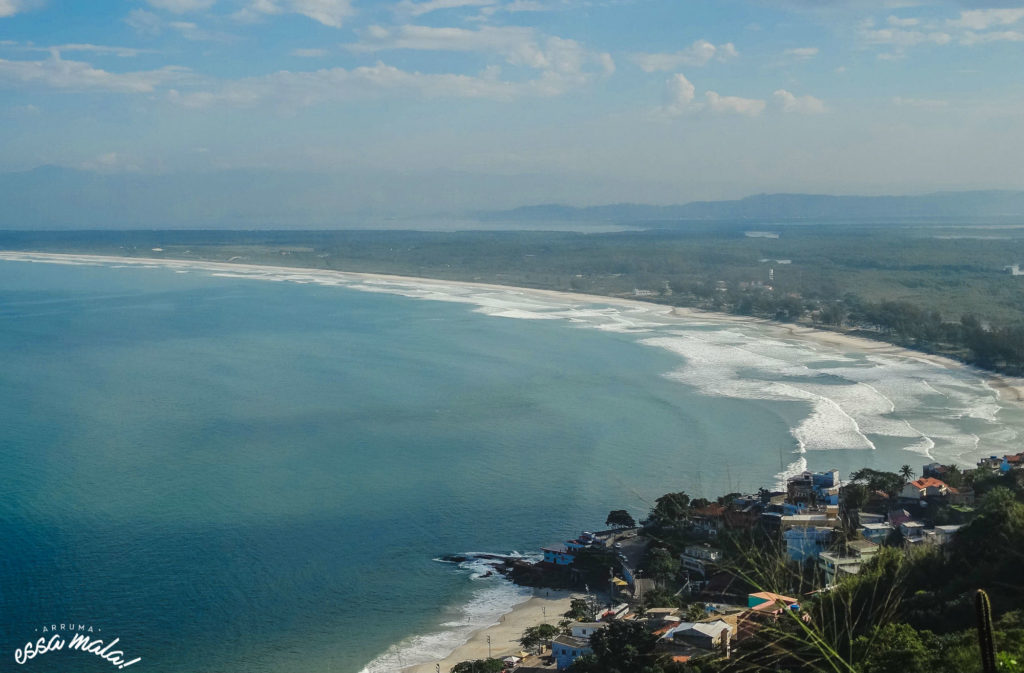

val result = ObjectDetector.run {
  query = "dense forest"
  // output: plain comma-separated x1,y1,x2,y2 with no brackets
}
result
4,219,1024,373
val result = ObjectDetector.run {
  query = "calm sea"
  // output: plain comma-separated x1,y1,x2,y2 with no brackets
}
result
1,256,1020,673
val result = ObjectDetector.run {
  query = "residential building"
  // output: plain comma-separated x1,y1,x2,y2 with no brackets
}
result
787,470,841,505
977,456,1003,471
933,524,963,545
859,522,894,544
899,520,927,541
552,623,607,669
680,544,721,577
782,526,833,562
542,545,575,566
818,541,877,583
1002,453,1023,473
747,592,799,611
900,477,951,501
570,622,605,640
661,620,733,651
690,504,726,537
551,635,592,670
923,462,951,480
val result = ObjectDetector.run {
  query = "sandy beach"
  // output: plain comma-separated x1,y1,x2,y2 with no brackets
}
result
402,590,578,673
6,248,1024,410
4,250,1024,406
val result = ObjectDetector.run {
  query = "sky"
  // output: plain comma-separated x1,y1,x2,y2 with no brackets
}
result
1,0,1023,216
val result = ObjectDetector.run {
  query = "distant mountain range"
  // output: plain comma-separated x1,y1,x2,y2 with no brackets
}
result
2,165,1023,229
478,191,1024,223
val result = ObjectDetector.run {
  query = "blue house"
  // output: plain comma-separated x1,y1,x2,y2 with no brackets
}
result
542,545,576,565
552,635,592,670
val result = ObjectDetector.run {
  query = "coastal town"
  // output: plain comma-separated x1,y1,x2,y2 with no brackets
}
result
441,451,1024,673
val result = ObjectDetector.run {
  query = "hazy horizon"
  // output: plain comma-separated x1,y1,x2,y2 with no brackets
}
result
2,0,1024,223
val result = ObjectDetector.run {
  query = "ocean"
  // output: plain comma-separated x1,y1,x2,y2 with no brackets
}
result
1,253,1020,673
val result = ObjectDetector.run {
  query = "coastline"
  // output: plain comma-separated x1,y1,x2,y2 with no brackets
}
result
4,250,1023,406
400,590,577,673
5,250,1024,673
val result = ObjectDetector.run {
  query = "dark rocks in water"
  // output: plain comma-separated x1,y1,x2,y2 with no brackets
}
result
443,555,469,563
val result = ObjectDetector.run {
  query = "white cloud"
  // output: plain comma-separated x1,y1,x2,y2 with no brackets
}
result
22,43,155,58
773,88,825,114
0,0,42,18
351,24,536,54
663,72,695,115
145,0,216,12
0,52,187,92
861,27,952,47
125,9,164,36
478,0,551,17
168,20,235,41
886,15,919,27
125,9,234,41
292,48,329,57
893,96,948,108
167,61,581,108
783,46,818,58
948,8,1024,30
396,0,497,17
705,90,765,116
348,24,612,85
630,40,738,72
961,29,1024,45
236,0,355,28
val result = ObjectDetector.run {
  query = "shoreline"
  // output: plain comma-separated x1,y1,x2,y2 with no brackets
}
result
5,250,1023,673
4,250,1023,406
401,590,578,673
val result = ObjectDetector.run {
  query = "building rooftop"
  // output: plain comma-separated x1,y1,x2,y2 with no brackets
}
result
551,635,590,649
663,620,732,641
907,477,949,490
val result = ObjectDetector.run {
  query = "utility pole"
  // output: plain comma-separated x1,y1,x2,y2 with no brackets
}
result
487,635,491,660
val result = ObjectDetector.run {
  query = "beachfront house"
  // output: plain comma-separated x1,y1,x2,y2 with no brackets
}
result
542,545,576,566
551,634,592,670
552,623,607,670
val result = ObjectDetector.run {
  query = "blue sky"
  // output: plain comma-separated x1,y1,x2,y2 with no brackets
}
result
1,0,1023,212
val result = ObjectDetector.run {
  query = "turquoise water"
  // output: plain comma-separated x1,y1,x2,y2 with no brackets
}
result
1,257,1020,672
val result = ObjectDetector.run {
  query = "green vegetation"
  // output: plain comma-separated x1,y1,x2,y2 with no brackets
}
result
520,623,559,653
450,659,506,673
606,510,637,528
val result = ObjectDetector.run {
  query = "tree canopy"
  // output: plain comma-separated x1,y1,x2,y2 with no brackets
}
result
606,509,636,528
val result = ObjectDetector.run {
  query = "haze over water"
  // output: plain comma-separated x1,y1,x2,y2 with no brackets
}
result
2,255,1020,673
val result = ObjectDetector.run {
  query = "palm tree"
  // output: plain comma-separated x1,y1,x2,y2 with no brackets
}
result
898,464,915,484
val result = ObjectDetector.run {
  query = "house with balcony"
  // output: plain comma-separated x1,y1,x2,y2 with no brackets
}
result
680,544,722,577
818,540,878,583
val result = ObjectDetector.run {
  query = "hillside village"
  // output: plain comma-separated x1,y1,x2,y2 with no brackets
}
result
456,451,1024,673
